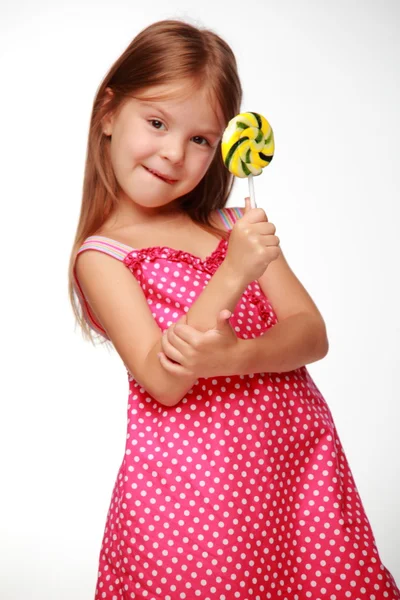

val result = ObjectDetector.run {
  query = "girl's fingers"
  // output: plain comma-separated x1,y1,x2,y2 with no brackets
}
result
263,234,280,246
158,352,179,372
164,324,194,351
161,332,184,364
158,352,192,376
172,323,199,345
160,322,202,369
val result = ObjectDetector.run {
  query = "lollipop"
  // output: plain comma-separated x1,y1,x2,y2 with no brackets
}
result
221,112,274,208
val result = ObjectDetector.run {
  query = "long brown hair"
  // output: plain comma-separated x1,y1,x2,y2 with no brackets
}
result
68,19,242,343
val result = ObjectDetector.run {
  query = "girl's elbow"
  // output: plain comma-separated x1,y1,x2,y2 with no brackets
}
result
309,316,329,360
319,325,329,358
156,393,182,408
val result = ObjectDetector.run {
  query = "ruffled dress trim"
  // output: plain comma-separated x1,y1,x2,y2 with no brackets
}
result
122,233,273,322
245,290,273,322
123,237,228,276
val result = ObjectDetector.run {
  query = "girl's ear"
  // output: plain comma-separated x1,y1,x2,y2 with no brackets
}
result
101,87,115,136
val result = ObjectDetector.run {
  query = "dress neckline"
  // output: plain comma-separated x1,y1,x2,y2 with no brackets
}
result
87,232,231,265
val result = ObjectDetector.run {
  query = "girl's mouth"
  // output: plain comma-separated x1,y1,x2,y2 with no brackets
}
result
144,166,177,185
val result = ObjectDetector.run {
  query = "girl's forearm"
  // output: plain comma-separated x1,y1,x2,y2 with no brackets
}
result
145,260,248,406
231,312,329,375
183,260,248,331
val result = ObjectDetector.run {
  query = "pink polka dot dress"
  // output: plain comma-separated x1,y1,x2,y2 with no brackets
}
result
74,207,399,600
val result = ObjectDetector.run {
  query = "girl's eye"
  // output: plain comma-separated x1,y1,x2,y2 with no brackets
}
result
149,120,165,130
192,136,210,146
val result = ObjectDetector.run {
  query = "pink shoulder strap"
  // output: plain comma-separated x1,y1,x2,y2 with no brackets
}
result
216,206,244,230
75,235,135,261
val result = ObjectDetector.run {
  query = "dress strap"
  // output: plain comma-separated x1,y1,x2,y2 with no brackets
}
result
75,235,136,261
215,207,244,231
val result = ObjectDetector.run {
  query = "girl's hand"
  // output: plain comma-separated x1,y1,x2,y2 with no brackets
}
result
158,310,237,379
225,196,281,286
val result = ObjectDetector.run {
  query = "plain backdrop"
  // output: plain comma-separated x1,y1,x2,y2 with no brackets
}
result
1,0,399,598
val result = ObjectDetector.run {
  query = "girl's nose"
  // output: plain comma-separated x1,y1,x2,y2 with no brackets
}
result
161,136,185,165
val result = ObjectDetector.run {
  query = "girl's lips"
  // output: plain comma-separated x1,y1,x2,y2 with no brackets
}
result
144,166,177,184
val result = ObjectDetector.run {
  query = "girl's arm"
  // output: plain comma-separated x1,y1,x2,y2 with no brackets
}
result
182,259,247,331
238,248,329,373
75,248,247,409
151,249,329,397
232,311,328,375
145,258,248,404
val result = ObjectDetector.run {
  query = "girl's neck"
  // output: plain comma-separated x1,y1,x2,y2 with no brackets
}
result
106,203,191,232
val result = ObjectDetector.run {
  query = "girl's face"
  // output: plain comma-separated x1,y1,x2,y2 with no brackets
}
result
102,80,225,216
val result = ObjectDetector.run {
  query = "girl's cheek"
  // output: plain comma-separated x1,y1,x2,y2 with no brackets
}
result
199,150,216,173
190,145,214,166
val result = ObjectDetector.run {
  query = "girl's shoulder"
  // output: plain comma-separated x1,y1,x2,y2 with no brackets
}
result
86,206,245,251
93,206,245,237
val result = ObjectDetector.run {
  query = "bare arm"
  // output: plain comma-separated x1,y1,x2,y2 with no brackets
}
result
151,246,329,402
75,246,247,409
145,259,248,405
177,259,247,331
230,311,328,375
234,248,329,373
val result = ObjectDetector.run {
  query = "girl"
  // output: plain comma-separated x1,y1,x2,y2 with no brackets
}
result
69,19,399,600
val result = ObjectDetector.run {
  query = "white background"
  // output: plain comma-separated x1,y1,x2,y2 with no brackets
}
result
1,0,399,598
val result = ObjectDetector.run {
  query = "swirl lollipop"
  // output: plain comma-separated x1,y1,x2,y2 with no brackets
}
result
221,111,274,208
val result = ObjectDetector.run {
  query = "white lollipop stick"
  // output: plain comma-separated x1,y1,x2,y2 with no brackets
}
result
248,174,257,209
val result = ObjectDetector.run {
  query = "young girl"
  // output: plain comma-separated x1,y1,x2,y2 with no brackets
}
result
69,19,399,600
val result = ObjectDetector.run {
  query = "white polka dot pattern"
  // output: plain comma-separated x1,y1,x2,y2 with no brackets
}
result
90,212,399,599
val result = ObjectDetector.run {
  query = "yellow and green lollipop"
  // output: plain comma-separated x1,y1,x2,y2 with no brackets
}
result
221,111,274,208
